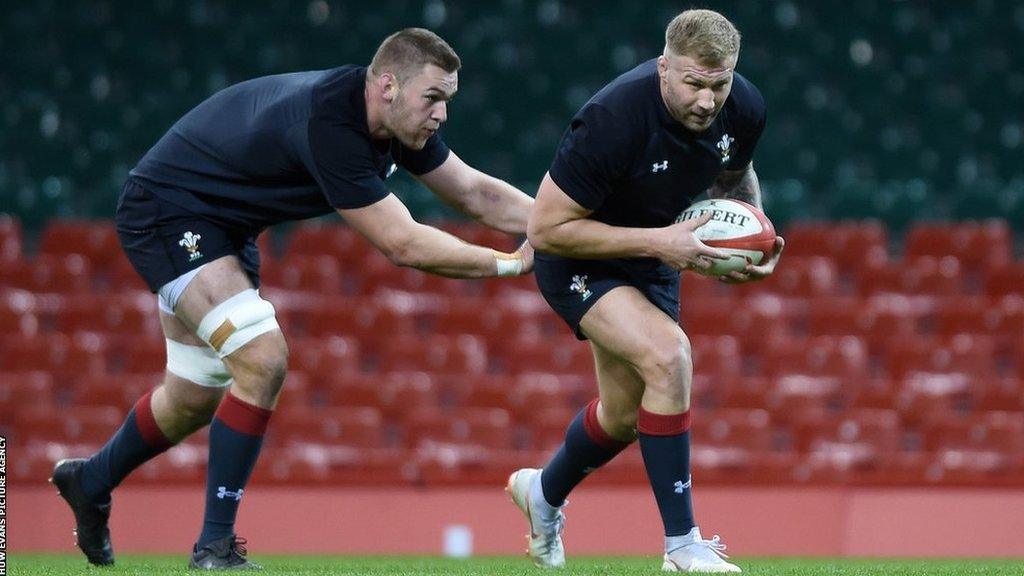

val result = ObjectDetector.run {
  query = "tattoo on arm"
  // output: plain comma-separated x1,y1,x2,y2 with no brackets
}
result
709,164,762,208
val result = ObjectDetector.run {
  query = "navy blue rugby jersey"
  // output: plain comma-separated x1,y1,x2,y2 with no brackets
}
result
129,66,450,231
548,58,765,233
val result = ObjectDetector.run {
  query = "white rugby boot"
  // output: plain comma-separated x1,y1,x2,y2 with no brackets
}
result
505,468,566,568
662,527,741,572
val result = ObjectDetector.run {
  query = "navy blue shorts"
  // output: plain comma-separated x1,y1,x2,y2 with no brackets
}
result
533,253,680,340
115,178,261,292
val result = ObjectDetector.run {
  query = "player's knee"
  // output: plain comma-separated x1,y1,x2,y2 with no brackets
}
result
196,288,280,360
228,333,289,402
636,329,692,388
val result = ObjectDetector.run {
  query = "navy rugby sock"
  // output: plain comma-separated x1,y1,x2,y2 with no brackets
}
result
80,390,173,503
197,392,273,548
540,398,632,507
638,407,695,537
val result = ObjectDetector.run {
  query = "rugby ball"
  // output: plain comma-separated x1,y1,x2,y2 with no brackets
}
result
678,198,776,276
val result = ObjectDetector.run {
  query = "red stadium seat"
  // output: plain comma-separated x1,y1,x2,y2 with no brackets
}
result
270,406,386,449
783,221,889,273
884,335,998,380
789,408,902,454
116,337,168,374
319,371,440,418
15,406,124,445
0,255,93,294
858,256,966,297
459,375,516,410
0,214,22,264
261,255,344,294
715,376,771,409
984,264,1024,298
506,373,584,422
905,221,1012,273
680,274,735,300
0,372,55,416
691,408,774,451
691,335,743,378
767,374,850,415
0,332,108,377
503,337,594,377
288,336,361,382
363,264,467,297
285,224,375,266
72,373,161,410
49,293,158,336
894,372,976,422
438,222,520,252
0,292,40,337
377,334,488,374
302,300,416,347
848,377,899,410
758,335,869,379
38,220,121,271
733,256,839,298
404,406,514,449
921,411,1024,455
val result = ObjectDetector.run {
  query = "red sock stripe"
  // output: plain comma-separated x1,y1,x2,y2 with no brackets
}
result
583,398,632,450
133,390,173,450
215,392,273,436
637,407,691,436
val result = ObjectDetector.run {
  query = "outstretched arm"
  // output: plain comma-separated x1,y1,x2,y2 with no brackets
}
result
337,194,531,279
415,152,533,234
708,161,763,208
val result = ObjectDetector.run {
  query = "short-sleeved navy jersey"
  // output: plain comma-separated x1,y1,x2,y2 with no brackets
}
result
549,58,765,232
129,66,450,231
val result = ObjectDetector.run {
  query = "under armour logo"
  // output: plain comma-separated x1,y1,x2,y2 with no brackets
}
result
651,160,669,173
216,486,244,501
674,476,692,493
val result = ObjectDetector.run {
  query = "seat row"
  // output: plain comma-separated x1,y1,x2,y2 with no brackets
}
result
2,330,1022,381
8,408,1024,487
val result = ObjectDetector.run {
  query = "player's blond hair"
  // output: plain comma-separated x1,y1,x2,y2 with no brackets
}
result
369,28,461,83
665,9,741,64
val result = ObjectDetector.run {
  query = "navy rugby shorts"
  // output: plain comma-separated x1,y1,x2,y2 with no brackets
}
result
533,253,680,340
115,178,261,292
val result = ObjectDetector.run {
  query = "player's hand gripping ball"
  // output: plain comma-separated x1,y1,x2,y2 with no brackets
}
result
678,198,776,277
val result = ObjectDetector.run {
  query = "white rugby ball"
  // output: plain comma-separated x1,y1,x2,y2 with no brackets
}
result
677,198,777,276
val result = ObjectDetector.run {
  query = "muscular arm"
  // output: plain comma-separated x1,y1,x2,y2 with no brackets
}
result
527,173,727,270
708,162,762,208
415,152,533,234
337,194,528,278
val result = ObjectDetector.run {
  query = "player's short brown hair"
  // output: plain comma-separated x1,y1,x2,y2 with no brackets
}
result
665,9,741,64
369,28,461,82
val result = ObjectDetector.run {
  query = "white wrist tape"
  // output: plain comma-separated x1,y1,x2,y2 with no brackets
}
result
494,250,524,276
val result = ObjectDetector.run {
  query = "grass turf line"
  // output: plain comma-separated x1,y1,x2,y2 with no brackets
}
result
8,555,1024,575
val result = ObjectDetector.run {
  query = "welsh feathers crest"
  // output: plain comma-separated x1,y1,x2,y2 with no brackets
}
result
569,274,593,301
717,134,735,164
179,231,203,262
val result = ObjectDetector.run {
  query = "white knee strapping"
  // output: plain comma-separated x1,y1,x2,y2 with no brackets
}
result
196,289,279,358
165,339,234,388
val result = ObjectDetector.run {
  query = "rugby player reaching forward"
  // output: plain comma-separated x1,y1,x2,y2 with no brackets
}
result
507,10,783,573
51,28,533,569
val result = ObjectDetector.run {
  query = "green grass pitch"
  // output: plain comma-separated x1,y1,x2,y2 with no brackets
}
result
8,555,1024,575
